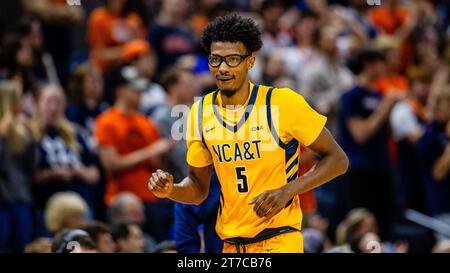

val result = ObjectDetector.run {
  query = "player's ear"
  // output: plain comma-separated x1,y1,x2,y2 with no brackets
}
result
247,55,256,70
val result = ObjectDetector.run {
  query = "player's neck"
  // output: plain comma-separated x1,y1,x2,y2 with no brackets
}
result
220,80,250,108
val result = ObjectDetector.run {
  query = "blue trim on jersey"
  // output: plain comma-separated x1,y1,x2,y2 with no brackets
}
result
266,87,289,149
212,84,259,133
219,191,224,215
284,139,298,159
198,96,206,147
286,158,299,174
285,139,299,173
287,171,299,182
265,88,299,208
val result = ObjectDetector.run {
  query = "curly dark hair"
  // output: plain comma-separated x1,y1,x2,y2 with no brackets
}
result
200,14,262,54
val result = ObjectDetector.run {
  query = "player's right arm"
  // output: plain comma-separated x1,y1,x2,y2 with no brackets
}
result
148,99,213,205
148,165,212,205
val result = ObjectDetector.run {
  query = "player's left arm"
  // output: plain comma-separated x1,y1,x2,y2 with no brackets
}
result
251,128,348,218
288,127,349,192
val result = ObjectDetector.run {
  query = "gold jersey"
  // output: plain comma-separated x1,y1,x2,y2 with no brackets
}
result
186,81,327,239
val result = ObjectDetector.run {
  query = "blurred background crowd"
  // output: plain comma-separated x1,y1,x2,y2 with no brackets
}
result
1,0,450,253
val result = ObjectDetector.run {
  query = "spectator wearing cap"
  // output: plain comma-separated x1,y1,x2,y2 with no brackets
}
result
94,66,175,242
374,36,409,95
368,0,417,69
121,41,166,116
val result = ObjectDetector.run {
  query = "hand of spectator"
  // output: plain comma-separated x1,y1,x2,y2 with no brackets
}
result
146,139,178,159
385,90,406,106
73,163,100,185
53,167,76,182
148,169,174,198
0,111,14,136
328,5,346,23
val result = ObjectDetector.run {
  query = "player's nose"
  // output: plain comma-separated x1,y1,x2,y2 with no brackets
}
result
218,60,231,73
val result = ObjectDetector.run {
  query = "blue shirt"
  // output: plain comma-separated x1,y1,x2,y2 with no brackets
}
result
33,126,96,209
148,23,196,72
416,121,450,215
338,85,390,171
66,102,108,153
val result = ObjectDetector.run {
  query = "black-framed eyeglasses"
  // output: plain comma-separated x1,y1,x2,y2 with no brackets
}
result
208,54,251,68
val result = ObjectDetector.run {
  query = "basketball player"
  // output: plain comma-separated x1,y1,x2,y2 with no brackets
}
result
148,14,349,253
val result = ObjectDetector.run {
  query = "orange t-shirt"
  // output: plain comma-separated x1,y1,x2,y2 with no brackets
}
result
369,7,409,35
369,6,413,74
95,107,160,204
376,75,409,95
87,7,145,72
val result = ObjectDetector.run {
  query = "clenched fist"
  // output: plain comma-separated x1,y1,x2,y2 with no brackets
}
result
148,169,174,198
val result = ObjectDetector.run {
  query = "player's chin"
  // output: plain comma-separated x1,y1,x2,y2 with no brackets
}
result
220,88,238,98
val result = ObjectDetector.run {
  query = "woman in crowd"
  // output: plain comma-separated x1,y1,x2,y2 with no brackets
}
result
0,80,36,252
31,84,100,236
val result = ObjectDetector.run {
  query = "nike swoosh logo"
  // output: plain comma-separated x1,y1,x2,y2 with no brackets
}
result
205,127,216,133
265,248,278,252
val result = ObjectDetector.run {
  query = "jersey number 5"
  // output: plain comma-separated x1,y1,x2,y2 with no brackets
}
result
235,166,249,193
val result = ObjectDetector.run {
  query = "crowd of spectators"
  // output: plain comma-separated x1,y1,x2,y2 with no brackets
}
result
1,0,450,253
